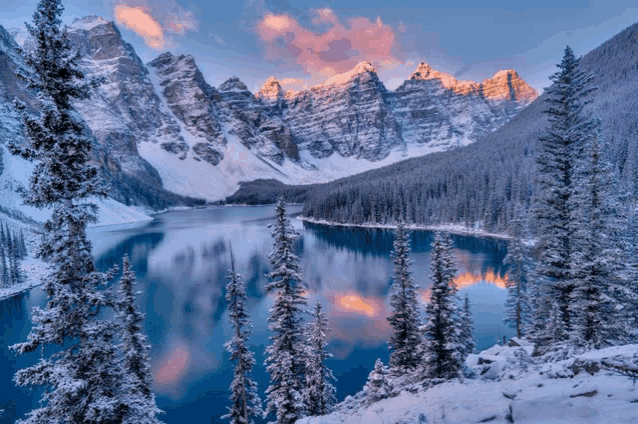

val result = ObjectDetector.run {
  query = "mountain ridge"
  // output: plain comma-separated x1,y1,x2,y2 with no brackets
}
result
0,14,537,203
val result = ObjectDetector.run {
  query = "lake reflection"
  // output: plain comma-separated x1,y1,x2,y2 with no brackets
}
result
0,205,514,423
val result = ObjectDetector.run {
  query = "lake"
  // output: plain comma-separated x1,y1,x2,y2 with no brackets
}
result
0,205,514,423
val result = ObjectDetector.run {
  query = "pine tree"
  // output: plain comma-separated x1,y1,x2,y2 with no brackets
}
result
0,245,8,287
419,233,464,380
0,223,6,252
117,255,163,423
18,229,27,259
459,294,476,356
7,1,127,422
569,131,633,348
264,199,308,424
363,359,393,405
534,46,596,344
304,302,336,417
223,243,262,424
503,214,532,339
387,224,422,374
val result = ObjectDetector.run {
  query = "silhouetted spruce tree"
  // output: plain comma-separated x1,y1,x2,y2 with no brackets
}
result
534,46,596,345
419,233,464,379
6,1,127,422
304,302,336,417
264,199,308,424
223,243,262,424
117,255,163,423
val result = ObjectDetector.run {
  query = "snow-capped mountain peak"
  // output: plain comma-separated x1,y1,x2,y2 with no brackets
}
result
256,76,285,101
69,15,111,31
0,16,537,203
319,61,378,87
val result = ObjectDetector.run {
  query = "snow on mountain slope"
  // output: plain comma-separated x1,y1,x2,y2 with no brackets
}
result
298,343,638,424
1,17,537,203
0,146,151,227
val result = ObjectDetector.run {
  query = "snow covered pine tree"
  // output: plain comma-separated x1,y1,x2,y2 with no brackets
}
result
420,233,465,380
459,294,476,356
570,128,634,348
223,242,263,424
5,1,155,422
503,213,531,339
533,46,596,347
363,359,394,405
265,199,308,424
387,223,422,374
117,255,164,423
304,302,336,417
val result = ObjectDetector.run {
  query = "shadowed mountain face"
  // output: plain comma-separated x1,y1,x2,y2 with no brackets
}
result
0,16,536,203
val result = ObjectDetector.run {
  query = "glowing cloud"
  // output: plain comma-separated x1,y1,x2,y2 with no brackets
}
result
256,8,403,78
113,0,198,49
115,5,164,48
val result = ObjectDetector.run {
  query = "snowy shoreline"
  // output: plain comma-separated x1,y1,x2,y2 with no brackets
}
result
0,258,51,301
297,216,512,241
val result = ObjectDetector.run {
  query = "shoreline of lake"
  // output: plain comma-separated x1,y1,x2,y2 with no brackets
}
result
298,216,512,241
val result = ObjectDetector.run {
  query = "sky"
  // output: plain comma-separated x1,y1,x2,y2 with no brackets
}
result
1,0,637,94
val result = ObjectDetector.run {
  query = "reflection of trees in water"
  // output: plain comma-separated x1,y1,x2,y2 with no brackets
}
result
305,224,395,257
94,232,165,276
305,223,509,280
200,239,226,260
244,252,269,299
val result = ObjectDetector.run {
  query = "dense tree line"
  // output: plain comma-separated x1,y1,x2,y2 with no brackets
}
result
0,222,27,287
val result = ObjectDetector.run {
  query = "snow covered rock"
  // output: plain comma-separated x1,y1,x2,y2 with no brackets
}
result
284,61,404,161
64,16,171,188
298,344,638,424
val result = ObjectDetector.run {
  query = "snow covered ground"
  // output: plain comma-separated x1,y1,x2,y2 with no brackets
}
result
0,147,155,300
298,342,638,424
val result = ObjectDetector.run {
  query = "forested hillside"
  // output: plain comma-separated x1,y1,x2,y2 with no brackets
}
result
295,21,638,234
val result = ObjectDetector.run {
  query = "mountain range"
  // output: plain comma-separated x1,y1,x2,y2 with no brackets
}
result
0,15,537,205
289,20,638,233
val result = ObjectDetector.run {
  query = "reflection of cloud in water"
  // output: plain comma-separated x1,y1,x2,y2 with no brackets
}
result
331,292,381,317
420,268,508,302
154,340,190,397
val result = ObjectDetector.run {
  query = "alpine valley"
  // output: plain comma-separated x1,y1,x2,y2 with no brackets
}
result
0,15,537,209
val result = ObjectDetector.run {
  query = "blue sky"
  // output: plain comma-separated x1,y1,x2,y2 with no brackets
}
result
1,0,637,93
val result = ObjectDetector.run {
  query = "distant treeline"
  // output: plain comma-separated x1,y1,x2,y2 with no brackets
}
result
0,221,27,287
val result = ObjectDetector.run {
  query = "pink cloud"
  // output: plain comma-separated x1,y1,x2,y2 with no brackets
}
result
115,5,165,48
256,8,403,78
112,0,198,49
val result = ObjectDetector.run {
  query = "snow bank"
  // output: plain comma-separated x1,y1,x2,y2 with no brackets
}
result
297,343,638,424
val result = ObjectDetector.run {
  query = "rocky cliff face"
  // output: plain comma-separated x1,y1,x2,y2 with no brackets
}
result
0,16,537,203
282,62,404,160
65,16,171,186
392,62,537,148
0,26,29,147
147,52,226,165
217,76,298,164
